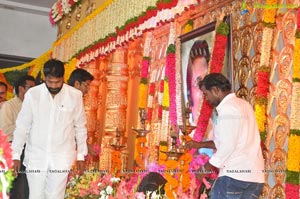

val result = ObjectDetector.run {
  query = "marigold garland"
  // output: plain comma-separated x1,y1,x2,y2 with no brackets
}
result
138,57,150,110
164,159,179,199
158,142,168,165
286,134,300,172
255,104,266,132
178,149,193,192
162,77,170,109
293,38,300,80
262,0,277,25
182,20,193,34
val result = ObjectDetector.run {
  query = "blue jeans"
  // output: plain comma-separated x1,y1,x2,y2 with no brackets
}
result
210,176,264,199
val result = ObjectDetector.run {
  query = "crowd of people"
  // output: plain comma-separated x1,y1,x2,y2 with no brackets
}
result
0,59,265,199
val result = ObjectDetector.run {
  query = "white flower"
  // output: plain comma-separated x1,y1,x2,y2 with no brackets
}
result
100,190,106,196
99,195,108,199
97,182,102,186
151,192,159,199
105,185,113,195
110,177,120,183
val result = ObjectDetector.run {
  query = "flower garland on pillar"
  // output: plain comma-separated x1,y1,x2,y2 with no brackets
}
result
166,44,177,126
147,77,156,121
158,75,165,119
254,0,277,143
285,8,300,198
189,21,229,176
161,67,170,142
138,57,150,110
136,57,150,170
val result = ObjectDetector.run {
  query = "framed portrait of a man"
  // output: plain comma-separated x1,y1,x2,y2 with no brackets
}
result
180,18,232,124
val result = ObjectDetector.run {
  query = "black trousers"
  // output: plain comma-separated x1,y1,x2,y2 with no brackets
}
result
10,148,29,199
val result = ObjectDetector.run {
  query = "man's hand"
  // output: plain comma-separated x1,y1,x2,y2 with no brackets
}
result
185,140,202,149
87,144,98,156
13,160,21,177
77,161,85,175
195,162,217,182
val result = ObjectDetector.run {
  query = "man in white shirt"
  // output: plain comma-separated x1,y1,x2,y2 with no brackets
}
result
186,73,264,199
68,68,98,156
12,59,87,199
0,75,35,199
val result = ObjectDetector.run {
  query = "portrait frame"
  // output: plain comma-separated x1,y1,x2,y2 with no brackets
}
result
179,16,232,123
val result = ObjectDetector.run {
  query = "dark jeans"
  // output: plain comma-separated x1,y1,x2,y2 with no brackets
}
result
10,148,29,199
210,176,264,199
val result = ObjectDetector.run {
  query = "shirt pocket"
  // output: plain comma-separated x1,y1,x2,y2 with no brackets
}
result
56,106,74,124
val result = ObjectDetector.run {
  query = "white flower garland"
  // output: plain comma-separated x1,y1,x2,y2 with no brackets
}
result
290,82,300,130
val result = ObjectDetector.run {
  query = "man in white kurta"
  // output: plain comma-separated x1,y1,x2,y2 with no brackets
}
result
12,59,87,199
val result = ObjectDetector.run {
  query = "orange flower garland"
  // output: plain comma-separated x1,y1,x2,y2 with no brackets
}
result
179,153,193,192
158,142,168,166
164,159,179,199
255,0,277,143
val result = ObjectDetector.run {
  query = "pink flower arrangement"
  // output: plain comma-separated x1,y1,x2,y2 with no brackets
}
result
0,130,14,199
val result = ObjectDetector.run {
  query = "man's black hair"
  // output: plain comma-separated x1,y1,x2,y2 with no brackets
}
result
68,68,94,86
43,59,65,78
14,75,35,96
199,73,231,92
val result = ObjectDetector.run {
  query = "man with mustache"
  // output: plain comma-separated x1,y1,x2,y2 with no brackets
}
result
12,59,87,199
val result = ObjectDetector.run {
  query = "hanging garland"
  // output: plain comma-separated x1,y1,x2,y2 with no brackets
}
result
49,0,82,24
166,44,177,126
146,67,157,122
52,0,196,64
255,66,270,141
285,7,300,198
254,0,277,143
193,21,229,142
158,72,165,119
138,57,150,110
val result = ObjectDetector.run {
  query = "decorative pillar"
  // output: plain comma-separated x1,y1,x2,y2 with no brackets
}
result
98,56,109,171
127,38,144,169
99,48,129,171
83,59,100,167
